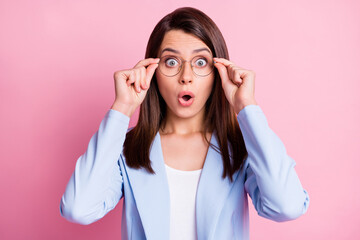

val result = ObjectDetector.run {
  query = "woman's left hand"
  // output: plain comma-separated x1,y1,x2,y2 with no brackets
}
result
213,57,257,114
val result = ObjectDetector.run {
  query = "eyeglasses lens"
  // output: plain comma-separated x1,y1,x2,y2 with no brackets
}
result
158,56,214,77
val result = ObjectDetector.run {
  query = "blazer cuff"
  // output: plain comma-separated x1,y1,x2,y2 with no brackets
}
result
237,104,264,123
107,109,131,125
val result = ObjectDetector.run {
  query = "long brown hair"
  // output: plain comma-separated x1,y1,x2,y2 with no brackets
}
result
123,7,247,182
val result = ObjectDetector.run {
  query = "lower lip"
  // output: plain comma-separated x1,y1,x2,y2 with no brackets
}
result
178,97,194,107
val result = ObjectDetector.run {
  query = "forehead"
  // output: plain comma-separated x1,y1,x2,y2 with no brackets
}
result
158,29,211,56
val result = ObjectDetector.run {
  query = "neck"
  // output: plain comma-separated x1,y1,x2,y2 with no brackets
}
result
160,109,205,135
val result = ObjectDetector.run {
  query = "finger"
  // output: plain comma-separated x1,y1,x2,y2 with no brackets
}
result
214,58,241,85
134,58,160,68
114,69,132,82
229,66,243,85
213,57,234,67
145,63,159,87
214,62,232,87
133,70,141,93
127,70,136,87
228,65,235,81
214,60,243,85
232,71,243,87
140,67,147,90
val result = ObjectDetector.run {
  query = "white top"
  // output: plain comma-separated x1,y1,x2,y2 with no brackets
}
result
165,163,202,240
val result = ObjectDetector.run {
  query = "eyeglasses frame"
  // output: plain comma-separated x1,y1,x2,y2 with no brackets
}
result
157,54,215,77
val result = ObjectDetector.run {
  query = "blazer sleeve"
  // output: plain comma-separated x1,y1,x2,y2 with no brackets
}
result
238,105,310,222
60,109,130,225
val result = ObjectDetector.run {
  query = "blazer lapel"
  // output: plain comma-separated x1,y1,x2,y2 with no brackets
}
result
124,132,170,240
124,131,240,240
195,133,241,240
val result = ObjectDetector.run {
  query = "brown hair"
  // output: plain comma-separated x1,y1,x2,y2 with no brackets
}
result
123,7,247,182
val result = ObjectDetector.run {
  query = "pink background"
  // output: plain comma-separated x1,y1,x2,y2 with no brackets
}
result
1,0,359,239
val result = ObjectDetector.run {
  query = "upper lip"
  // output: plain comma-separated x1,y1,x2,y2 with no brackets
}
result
178,91,195,99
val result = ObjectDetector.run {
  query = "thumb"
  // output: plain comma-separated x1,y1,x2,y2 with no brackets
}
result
145,63,159,86
214,62,231,87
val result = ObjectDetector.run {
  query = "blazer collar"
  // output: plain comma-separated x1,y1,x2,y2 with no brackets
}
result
124,131,240,240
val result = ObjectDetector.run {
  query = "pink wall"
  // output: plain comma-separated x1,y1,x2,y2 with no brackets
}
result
1,0,359,239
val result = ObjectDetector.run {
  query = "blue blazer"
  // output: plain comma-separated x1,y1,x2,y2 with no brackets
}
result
60,105,309,240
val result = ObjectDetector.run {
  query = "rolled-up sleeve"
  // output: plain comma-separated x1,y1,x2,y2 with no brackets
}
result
60,109,130,225
238,105,310,222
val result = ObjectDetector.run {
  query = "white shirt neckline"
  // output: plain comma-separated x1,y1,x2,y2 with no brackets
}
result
165,163,202,173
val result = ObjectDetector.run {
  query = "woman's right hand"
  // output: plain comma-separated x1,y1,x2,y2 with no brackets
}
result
111,58,160,117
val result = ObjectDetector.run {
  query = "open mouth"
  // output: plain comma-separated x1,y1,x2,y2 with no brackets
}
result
182,95,192,101
178,91,195,106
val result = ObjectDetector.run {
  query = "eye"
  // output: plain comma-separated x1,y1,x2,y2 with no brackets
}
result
165,58,179,67
195,58,208,67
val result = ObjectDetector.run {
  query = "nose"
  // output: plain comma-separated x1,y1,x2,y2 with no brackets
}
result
179,61,193,84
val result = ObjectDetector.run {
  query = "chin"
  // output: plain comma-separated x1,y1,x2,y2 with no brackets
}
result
168,105,205,120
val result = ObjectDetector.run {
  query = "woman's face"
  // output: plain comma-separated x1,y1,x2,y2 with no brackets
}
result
155,29,215,120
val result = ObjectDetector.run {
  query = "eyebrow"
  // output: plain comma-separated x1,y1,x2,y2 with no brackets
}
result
160,47,211,55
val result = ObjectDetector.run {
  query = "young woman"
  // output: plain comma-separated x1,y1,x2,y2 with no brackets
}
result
60,7,310,240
